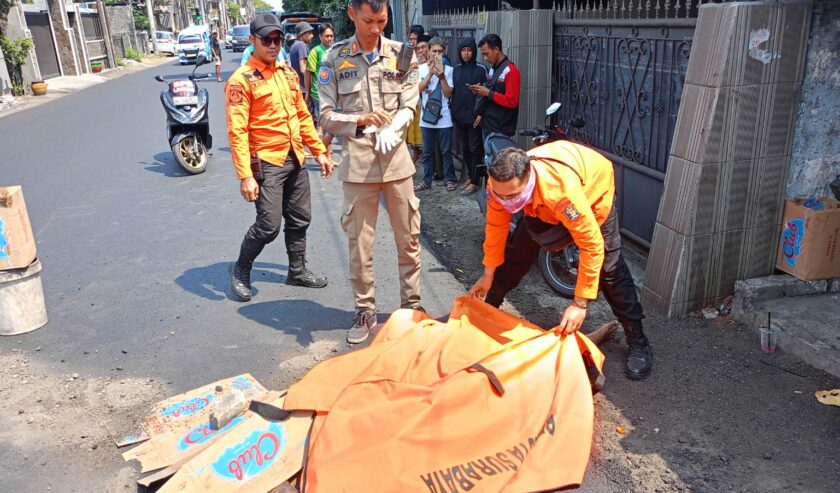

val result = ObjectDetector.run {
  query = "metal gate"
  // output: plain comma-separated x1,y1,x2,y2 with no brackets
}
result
554,12,694,246
25,12,61,79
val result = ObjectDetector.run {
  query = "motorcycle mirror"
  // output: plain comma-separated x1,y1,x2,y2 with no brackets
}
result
154,75,164,82
194,54,208,66
545,102,562,116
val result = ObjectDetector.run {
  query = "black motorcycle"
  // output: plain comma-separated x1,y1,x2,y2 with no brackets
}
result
154,55,213,174
480,102,585,299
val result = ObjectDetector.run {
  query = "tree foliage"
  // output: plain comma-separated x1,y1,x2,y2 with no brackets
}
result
227,2,241,24
0,34,34,95
283,0,353,40
253,0,272,12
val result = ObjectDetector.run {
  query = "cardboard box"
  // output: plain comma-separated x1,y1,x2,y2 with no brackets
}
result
0,186,37,270
776,197,840,281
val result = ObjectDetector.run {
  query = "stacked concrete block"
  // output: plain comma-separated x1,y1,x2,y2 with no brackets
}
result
642,0,813,317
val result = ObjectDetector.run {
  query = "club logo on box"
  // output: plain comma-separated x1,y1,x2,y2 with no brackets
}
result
782,218,805,267
161,394,214,418
0,218,8,261
212,422,287,481
178,415,245,451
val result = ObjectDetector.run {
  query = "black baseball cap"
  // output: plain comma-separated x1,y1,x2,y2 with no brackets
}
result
250,13,283,37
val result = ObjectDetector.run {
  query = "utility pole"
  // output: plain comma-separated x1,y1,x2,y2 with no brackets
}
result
199,0,207,25
146,0,158,54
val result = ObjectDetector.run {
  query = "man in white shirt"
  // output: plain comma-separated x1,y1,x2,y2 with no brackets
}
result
414,37,455,191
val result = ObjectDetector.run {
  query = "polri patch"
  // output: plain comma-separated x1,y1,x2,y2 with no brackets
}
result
562,203,582,222
339,45,351,57
318,66,333,85
406,68,419,84
383,70,404,80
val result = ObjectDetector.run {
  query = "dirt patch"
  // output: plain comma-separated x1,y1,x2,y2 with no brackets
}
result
0,348,170,492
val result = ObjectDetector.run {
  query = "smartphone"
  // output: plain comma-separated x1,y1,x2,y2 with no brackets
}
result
434,54,444,72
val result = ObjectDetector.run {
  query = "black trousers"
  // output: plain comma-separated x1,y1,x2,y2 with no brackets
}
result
454,120,484,185
237,154,311,266
486,207,645,327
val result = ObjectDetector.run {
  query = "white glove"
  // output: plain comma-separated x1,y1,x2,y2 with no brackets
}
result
374,124,403,154
390,111,411,133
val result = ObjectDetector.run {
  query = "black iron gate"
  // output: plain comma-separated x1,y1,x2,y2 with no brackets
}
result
554,19,694,246
25,12,61,79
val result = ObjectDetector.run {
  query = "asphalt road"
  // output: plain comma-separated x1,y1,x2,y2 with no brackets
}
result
0,56,463,490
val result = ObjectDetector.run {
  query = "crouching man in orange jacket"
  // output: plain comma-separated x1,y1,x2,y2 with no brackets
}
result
469,136,653,380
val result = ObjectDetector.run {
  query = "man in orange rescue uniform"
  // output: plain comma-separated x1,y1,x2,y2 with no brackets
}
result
469,136,653,380
226,13,333,301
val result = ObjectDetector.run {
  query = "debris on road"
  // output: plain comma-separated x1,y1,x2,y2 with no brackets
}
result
815,388,840,407
121,374,266,474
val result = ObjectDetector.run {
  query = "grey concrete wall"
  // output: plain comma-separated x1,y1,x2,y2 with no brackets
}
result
6,5,42,87
643,0,814,317
0,46,12,94
788,1,840,199
105,5,135,36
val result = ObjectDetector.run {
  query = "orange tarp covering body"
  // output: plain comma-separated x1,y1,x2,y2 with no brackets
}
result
284,296,605,493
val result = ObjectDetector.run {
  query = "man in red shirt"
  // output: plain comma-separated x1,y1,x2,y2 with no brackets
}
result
469,34,520,141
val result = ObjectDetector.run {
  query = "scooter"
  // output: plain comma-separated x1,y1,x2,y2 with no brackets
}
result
481,102,585,299
154,55,213,174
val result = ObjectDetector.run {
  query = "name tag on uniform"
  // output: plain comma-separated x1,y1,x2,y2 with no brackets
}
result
338,70,360,81
383,70,404,80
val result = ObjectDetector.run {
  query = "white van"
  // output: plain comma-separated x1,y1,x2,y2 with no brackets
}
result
176,25,213,65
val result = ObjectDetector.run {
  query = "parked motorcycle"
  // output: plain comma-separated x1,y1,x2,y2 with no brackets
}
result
480,102,586,299
154,55,213,174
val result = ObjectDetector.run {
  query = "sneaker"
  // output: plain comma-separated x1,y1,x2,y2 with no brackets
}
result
347,311,376,344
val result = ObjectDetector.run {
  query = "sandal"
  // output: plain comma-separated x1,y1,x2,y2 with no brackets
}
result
461,184,479,195
446,181,457,191
414,183,431,191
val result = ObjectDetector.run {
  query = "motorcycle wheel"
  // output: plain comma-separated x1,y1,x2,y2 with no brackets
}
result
172,136,208,174
538,247,579,299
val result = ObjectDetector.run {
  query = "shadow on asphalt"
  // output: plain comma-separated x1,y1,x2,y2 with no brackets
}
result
142,151,192,177
238,299,354,346
175,261,288,301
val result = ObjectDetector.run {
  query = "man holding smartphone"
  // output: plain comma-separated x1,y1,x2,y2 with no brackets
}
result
469,34,521,142
226,13,333,301
415,37,455,191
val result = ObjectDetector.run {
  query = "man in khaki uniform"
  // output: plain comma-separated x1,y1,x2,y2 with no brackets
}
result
318,0,422,344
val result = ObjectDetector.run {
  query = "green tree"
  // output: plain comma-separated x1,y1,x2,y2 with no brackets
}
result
227,2,241,24
253,0,272,12
0,34,34,95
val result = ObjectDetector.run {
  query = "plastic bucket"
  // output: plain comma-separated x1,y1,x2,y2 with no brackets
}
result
0,259,48,335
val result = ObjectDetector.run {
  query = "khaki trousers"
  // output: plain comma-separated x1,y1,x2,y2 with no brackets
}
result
341,177,421,312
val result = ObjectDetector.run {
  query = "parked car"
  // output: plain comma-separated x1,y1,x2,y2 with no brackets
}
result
176,25,213,65
224,30,232,49
154,31,176,56
229,25,251,52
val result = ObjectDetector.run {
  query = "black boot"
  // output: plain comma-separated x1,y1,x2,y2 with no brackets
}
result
229,261,252,301
286,252,328,288
623,322,653,380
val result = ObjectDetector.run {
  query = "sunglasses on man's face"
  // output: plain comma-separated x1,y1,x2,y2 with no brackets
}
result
258,35,283,47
